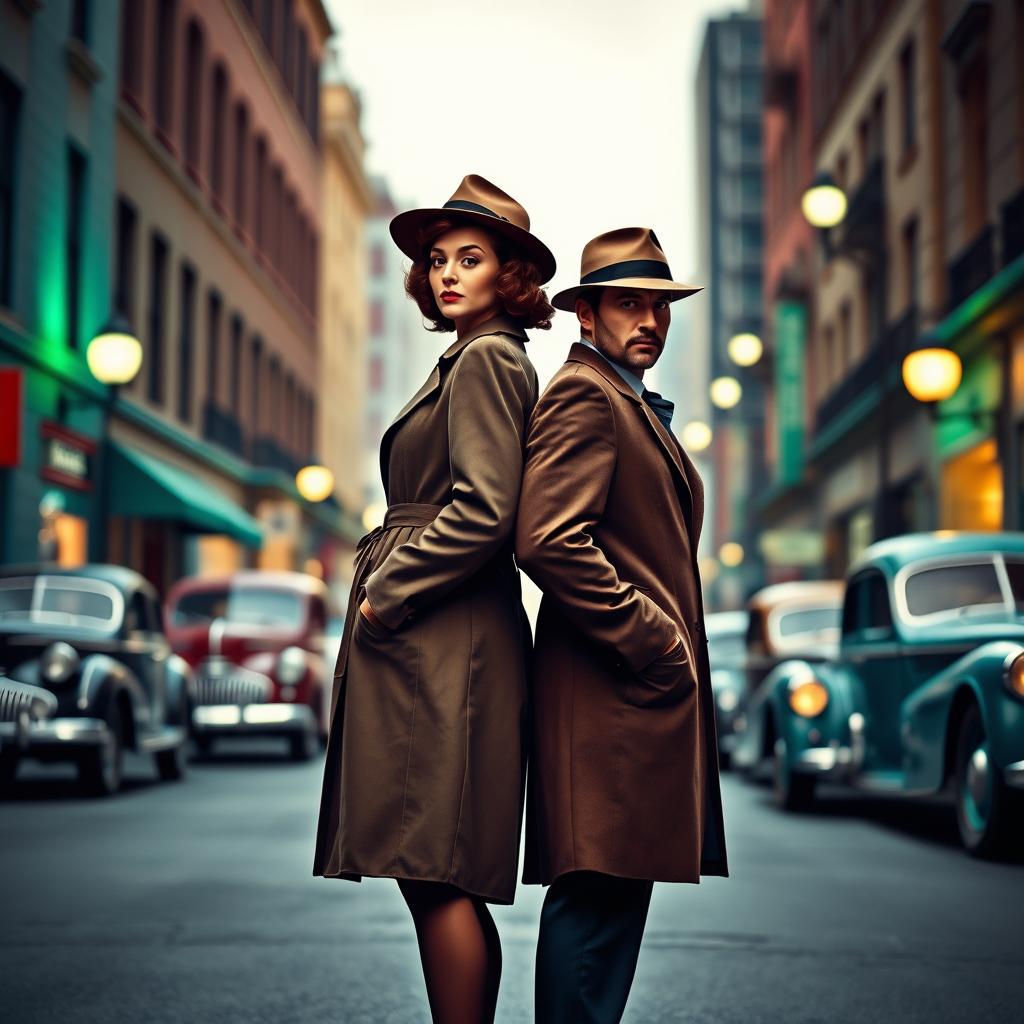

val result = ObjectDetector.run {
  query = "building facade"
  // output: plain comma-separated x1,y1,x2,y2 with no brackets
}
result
695,9,766,608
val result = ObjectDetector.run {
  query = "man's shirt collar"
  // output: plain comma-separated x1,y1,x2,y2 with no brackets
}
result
578,337,645,397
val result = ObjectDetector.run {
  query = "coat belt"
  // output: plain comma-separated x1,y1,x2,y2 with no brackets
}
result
356,502,445,557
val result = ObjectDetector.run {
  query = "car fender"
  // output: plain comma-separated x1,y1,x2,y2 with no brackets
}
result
76,654,148,745
902,639,1024,791
769,659,855,767
164,653,195,725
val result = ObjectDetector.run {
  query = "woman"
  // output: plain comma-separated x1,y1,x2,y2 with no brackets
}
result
313,174,556,1023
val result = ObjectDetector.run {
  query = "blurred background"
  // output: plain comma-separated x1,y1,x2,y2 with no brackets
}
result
2,2,1024,1022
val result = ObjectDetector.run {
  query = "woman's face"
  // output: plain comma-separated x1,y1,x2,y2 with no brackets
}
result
428,226,502,330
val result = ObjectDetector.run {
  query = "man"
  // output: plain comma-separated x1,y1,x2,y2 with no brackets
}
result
516,227,729,1024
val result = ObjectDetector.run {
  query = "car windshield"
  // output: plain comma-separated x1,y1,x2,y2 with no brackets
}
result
777,605,841,638
902,557,1024,619
0,576,121,631
171,587,305,629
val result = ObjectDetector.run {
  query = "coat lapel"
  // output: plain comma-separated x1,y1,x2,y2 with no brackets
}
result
379,316,529,496
567,343,696,525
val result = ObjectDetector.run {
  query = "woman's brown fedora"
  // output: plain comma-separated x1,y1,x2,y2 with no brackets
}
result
551,227,702,311
389,174,557,284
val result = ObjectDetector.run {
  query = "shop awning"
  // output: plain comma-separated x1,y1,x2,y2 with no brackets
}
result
109,443,264,548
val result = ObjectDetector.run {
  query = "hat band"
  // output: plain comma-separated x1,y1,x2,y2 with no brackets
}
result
442,199,511,223
579,259,674,285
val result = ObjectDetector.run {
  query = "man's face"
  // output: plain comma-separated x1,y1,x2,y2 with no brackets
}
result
576,287,672,374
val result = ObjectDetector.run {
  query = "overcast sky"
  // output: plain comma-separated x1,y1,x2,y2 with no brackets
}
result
326,0,748,386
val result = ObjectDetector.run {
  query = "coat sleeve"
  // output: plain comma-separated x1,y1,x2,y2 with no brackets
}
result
363,335,535,629
515,368,679,672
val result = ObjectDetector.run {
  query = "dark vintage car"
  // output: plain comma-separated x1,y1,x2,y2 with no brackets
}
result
730,580,844,779
165,571,336,761
705,610,749,768
736,533,1024,857
0,564,191,795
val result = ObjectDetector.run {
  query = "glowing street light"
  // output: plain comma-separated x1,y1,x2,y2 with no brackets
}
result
710,376,742,410
727,332,763,367
295,464,335,503
681,420,713,451
719,541,744,567
801,171,847,229
362,501,387,531
87,314,142,386
902,344,963,404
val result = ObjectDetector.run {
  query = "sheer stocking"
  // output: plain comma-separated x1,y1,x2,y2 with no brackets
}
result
398,879,502,1024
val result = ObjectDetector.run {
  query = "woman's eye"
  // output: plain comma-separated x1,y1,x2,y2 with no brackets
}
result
430,256,445,268
462,256,479,268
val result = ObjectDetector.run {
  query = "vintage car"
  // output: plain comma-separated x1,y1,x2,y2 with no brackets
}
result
738,532,1024,858
165,571,336,761
0,564,191,795
705,610,749,768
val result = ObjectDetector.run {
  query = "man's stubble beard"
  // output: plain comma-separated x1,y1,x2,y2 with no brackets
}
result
593,312,663,372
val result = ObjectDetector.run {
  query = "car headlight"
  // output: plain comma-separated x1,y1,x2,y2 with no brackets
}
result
276,646,307,686
39,642,80,684
717,688,739,713
787,678,829,718
1003,650,1024,700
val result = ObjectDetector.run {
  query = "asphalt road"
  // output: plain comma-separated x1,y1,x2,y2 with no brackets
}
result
2,740,1023,1024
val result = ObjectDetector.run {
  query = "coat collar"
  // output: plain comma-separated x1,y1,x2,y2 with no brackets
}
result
567,341,701,533
379,315,529,496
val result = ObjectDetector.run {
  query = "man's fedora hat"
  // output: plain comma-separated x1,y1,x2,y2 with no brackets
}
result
551,227,702,311
390,174,557,284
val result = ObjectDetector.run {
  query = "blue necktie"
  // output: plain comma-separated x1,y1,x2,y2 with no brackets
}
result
642,389,675,432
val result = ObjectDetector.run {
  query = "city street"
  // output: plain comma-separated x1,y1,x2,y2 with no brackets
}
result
3,744,1022,1024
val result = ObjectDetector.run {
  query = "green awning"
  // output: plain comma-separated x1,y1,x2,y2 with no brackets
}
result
109,443,264,547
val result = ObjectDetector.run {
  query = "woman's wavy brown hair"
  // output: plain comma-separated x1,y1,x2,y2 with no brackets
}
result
404,217,554,332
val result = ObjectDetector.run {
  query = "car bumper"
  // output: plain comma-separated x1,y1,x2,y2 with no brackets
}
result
0,716,111,753
191,702,316,737
1004,759,1024,790
792,743,856,777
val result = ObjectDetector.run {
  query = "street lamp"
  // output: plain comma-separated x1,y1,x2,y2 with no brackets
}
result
85,315,142,563
719,541,744,567
295,464,335,503
801,171,847,229
902,338,963,403
727,332,763,367
681,420,713,452
710,376,742,410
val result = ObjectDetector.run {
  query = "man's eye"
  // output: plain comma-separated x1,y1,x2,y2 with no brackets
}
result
621,301,636,309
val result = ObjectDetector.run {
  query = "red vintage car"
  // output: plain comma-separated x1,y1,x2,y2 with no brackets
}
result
165,571,338,761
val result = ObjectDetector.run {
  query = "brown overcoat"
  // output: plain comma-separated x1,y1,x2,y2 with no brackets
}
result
515,342,729,885
313,315,538,904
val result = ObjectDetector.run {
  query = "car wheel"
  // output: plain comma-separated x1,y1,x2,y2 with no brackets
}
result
289,726,317,762
0,750,18,795
954,702,1023,858
155,741,186,782
773,737,816,811
79,699,124,797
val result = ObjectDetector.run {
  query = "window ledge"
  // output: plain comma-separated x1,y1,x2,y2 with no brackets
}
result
66,39,102,88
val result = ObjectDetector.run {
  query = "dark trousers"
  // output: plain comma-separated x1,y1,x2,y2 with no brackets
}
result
535,871,654,1024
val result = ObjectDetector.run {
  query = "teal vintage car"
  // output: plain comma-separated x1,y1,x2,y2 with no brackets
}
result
732,532,1024,857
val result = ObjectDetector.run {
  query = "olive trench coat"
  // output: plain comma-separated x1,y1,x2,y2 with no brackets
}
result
313,315,539,905
515,342,729,885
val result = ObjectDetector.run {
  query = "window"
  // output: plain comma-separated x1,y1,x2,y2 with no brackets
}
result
961,59,989,237
154,0,177,144
183,20,203,172
839,302,852,371
70,0,90,45
119,0,143,100
147,233,169,404
902,218,919,312
841,570,892,637
899,40,916,154
206,289,221,407
268,356,281,435
282,0,294,95
209,63,227,203
297,29,308,126
271,165,283,266
250,336,263,433
233,103,249,230
114,197,138,322
178,263,196,423
229,313,243,415
0,72,21,308
903,561,1004,619
66,145,86,350
253,136,266,251
310,61,320,145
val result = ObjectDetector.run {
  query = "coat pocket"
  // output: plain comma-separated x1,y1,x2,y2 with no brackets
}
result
626,634,697,709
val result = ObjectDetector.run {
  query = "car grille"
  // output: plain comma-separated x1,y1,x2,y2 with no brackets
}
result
193,668,272,706
0,678,59,722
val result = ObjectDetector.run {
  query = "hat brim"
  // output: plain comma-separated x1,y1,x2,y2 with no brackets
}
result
551,278,703,312
389,208,557,284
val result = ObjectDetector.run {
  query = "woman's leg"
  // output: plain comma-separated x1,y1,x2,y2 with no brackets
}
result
398,879,503,1024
